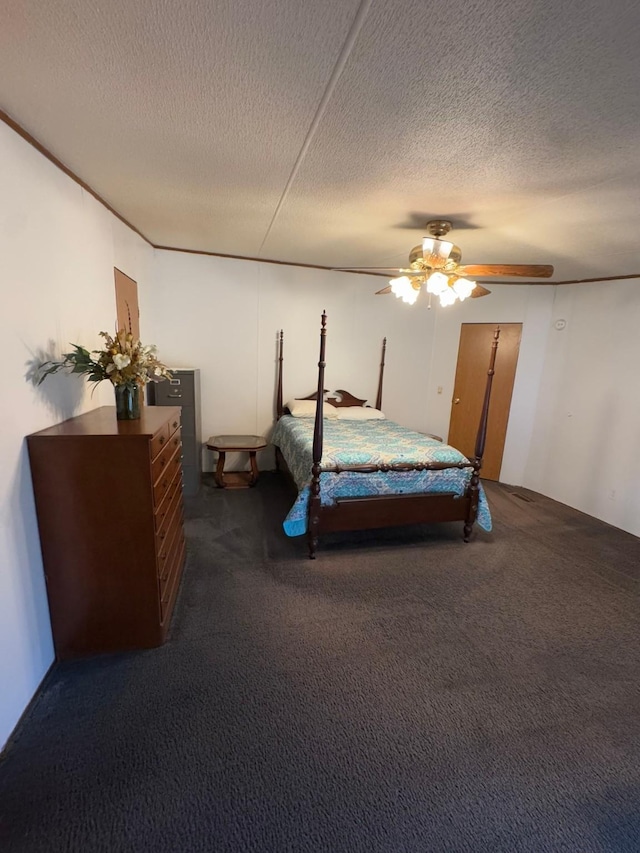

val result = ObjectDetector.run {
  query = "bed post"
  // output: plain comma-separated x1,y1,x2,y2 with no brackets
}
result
464,326,500,542
375,337,387,411
276,330,284,420
308,311,327,559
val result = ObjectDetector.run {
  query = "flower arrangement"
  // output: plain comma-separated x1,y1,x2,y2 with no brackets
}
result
37,330,172,419
38,329,172,388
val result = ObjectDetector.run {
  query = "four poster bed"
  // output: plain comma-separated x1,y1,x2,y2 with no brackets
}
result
271,313,500,559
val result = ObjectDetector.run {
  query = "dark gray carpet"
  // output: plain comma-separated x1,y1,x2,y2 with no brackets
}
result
2,474,640,852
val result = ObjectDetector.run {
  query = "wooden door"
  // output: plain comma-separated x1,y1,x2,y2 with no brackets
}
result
447,323,522,481
114,268,140,339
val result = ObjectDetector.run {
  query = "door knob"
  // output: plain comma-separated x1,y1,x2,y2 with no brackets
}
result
454,398,460,404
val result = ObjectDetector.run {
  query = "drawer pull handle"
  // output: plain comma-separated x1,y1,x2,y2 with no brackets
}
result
173,421,178,428
159,436,165,445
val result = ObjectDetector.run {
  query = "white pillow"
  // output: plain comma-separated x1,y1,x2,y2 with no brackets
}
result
286,399,339,418
335,406,386,420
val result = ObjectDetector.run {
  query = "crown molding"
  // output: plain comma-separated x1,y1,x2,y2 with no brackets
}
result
0,108,153,245
152,244,387,276
0,108,384,276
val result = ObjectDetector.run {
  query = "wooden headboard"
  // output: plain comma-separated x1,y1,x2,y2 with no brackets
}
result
276,330,387,418
296,389,367,408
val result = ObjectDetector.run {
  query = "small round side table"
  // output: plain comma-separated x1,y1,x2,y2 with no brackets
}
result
206,434,268,489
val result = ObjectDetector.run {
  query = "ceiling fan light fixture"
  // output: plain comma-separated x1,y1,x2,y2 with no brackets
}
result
390,275,419,305
438,287,458,307
390,275,410,296
426,271,449,295
422,237,454,269
452,277,476,300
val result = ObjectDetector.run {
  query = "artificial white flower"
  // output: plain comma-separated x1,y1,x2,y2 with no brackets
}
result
113,353,131,370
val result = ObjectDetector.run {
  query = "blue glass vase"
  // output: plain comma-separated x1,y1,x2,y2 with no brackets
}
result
114,383,141,420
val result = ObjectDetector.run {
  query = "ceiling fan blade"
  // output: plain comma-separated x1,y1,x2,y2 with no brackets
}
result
375,285,393,295
552,273,640,285
333,267,416,273
473,273,640,286
470,284,491,298
476,281,556,287
458,264,554,278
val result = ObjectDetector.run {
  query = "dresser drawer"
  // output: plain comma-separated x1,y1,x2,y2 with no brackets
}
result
168,412,181,438
166,447,183,481
155,485,182,552
151,428,182,484
150,423,170,460
160,536,186,622
154,467,182,531
156,500,184,578
152,445,182,507
159,525,184,593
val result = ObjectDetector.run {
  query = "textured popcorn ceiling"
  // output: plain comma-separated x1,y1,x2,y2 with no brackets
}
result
2,0,640,280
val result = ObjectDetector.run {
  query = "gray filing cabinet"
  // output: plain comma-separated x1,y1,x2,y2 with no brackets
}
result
148,369,201,495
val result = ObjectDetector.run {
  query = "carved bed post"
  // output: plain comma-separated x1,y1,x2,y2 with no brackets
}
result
464,326,500,542
308,312,327,559
375,337,387,411
276,330,284,420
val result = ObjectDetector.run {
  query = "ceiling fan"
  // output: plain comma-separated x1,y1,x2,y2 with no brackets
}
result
333,219,554,307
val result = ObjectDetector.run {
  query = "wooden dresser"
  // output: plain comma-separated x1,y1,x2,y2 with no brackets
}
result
27,406,185,659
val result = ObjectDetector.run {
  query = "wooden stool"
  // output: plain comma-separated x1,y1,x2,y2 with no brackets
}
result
206,435,267,489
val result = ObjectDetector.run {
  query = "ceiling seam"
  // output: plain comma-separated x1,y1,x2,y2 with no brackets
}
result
257,0,374,256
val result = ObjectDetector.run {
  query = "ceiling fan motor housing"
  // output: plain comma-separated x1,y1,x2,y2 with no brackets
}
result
409,242,462,269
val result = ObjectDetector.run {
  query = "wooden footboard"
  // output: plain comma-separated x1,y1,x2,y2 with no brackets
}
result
275,448,473,540
317,492,472,533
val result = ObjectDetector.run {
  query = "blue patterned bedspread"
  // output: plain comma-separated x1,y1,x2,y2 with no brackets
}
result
271,416,492,536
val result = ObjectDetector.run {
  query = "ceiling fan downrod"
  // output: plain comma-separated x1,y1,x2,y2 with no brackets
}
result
425,220,453,239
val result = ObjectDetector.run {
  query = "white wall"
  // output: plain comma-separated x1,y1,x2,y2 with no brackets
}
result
144,252,442,472
0,123,152,748
524,280,640,536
